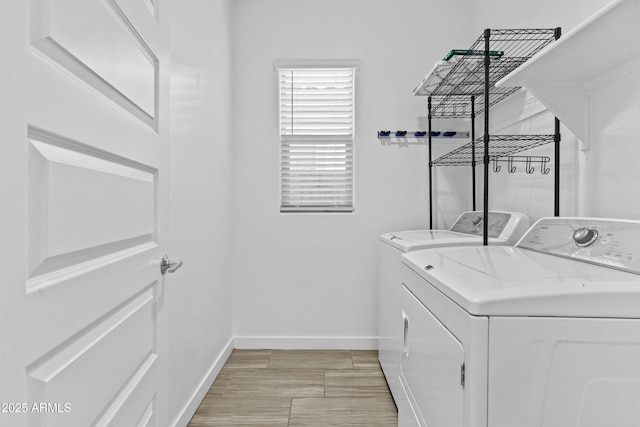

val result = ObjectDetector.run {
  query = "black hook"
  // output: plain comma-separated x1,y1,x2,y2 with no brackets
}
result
541,157,550,175
526,157,535,174
492,158,501,173
508,157,516,173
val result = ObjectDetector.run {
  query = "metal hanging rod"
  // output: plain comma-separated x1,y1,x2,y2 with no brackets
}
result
430,134,555,166
377,130,470,139
492,156,551,175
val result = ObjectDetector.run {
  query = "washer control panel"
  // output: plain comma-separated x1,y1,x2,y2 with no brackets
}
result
450,211,511,238
517,217,640,274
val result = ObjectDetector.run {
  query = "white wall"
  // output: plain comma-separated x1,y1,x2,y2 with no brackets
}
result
468,0,610,34
231,0,473,348
168,0,234,425
582,51,640,219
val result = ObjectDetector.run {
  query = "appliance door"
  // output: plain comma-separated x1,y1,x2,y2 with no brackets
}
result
398,373,425,427
400,284,465,427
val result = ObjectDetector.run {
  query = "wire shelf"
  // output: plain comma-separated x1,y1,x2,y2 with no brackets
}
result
428,90,519,117
416,28,558,117
430,134,555,166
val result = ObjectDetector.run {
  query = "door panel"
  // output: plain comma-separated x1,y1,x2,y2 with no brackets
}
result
0,0,169,426
30,0,159,124
23,250,159,370
27,129,156,280
26,287,157,427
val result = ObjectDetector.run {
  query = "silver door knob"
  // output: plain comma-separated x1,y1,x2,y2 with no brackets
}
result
161,254,183,275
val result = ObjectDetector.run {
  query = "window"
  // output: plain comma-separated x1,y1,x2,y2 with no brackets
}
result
277,64,357,212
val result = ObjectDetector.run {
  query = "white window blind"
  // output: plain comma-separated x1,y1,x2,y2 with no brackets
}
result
278,67,355,212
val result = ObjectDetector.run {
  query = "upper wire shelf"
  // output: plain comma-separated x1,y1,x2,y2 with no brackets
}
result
430,134,555,166
414,28,559,117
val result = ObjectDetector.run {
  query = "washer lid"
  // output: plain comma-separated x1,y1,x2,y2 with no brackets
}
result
380,230,494,252
402,246,640,318
381,211,530,252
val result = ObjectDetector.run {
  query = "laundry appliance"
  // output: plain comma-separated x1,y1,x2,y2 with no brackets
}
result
399,217,640,427
377,211,530,408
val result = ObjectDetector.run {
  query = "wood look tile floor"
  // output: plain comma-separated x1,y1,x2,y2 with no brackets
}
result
188,350,398,426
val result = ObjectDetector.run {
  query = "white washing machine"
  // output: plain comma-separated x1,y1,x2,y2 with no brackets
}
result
377,211,530,410
399,217,640,427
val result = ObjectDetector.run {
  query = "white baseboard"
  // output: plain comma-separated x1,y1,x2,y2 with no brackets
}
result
171,337,234,427
234,336,378,350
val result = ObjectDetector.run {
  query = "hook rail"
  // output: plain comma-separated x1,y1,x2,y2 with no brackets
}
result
377,130,470,139
491,156,551,175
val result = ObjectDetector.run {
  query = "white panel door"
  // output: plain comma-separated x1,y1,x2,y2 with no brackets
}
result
0,0,170,426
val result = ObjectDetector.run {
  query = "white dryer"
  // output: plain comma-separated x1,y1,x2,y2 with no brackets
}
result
400,217,640,427
377,211,530,410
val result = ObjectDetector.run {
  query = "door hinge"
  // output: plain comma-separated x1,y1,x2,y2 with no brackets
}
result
460,363,466,388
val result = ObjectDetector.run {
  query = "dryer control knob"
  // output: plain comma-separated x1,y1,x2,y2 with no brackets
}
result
472,216,483,227
573,228,598,247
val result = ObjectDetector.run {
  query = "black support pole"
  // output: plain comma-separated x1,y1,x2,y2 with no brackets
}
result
428,96,433,229
483,29,490,246
554,27,562,217
471,95,476,211
554,117,561,216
